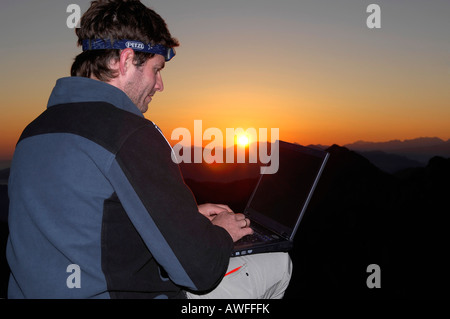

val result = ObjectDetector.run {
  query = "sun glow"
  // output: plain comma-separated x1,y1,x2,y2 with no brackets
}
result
237,134,250,147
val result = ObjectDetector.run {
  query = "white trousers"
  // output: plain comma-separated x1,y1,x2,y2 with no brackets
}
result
186,252,292,299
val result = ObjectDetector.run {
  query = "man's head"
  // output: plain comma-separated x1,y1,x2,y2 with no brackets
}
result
71,0,179,112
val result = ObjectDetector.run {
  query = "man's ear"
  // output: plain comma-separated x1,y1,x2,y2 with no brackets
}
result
118,48,135,76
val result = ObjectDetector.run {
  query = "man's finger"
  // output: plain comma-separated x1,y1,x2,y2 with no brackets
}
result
215,204,233,212
240,218,250,228
241,226,254,237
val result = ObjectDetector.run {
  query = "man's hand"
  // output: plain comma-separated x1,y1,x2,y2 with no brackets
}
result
198,203,233,221
198,203,253,242
211,211,254,243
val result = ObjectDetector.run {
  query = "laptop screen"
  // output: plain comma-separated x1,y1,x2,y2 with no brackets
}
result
245,141,328,238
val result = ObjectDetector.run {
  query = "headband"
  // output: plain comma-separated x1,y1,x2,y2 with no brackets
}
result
82,39,176,61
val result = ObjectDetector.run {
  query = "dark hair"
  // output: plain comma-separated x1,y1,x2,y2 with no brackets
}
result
70,0,179,81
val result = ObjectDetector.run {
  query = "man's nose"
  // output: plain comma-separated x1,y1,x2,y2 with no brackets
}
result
155,73,164,92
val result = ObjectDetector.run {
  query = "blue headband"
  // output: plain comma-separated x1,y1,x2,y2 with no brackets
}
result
82,39,176,61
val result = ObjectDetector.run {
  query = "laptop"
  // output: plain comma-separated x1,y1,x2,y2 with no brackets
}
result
232,140,329,257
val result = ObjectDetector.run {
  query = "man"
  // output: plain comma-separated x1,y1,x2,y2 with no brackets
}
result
6,0,291,299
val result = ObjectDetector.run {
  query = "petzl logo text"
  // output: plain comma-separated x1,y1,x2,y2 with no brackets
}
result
125,41,145,50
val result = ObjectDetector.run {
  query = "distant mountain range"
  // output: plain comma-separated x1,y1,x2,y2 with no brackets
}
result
178,137,450,177
345,137,450,161
308,137,450,173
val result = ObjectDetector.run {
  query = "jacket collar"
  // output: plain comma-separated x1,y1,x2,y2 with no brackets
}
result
47,76,143,118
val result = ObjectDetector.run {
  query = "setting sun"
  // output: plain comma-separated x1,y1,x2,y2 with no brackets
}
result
237,134,250,147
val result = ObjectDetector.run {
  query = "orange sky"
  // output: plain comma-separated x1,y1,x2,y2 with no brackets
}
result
1,0,449,161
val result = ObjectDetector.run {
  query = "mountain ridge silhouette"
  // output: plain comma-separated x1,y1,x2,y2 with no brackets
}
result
345,137,450,163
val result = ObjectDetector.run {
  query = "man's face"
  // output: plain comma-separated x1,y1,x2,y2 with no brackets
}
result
124,54,165,113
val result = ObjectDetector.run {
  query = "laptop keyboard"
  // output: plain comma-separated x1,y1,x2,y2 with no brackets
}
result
236,228,274,245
